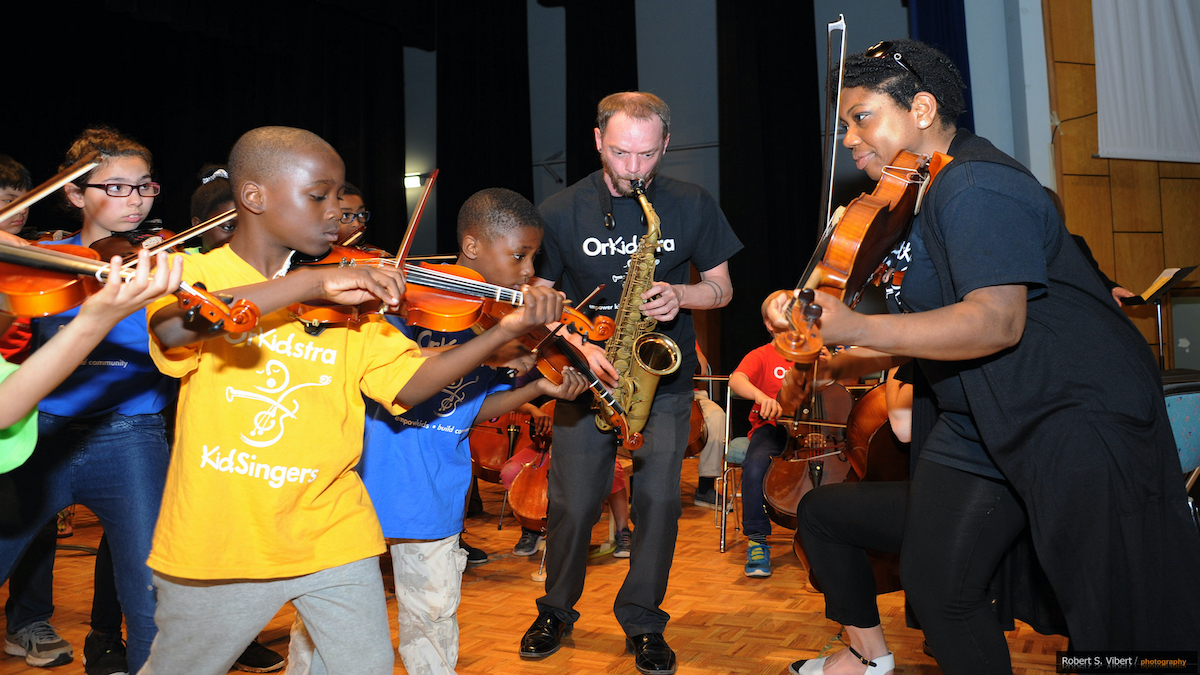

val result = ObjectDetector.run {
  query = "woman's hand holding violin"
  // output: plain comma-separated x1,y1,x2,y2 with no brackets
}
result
767,288,865,348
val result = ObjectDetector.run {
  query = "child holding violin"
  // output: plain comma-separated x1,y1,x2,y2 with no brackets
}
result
0,128,185,674
139,128,570,675
184,165,238,254
285,187,589,675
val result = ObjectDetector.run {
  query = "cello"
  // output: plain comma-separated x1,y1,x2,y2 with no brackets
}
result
507,400,556,534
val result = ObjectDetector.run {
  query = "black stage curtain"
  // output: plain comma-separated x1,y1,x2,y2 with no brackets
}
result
549,0,639,186
716,0,822,375
7,1,420,254
434,1,534,255
909,0,976,133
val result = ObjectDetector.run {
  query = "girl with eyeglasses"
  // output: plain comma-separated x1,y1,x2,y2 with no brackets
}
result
770,39,1200,675
0,127,179,674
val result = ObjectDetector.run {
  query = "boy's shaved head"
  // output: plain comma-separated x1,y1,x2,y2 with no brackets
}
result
456,187,544,246
227,126,337,194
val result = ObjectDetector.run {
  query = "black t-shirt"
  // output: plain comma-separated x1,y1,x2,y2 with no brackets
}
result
880,136,1058,480
536,170,743,393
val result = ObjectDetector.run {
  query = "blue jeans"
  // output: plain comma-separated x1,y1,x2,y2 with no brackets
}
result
3,518,58,632
0,411,169,672
739,423,788,538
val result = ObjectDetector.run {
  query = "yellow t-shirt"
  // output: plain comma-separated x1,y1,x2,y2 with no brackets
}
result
145,246,425,580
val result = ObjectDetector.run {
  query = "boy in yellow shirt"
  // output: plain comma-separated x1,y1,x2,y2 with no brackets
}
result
140,127,565,675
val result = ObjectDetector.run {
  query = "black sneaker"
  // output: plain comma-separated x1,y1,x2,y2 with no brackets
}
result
82,630,127,675
460,535,489,565
233,639,285,672
513,528,544,556
613,527,633,558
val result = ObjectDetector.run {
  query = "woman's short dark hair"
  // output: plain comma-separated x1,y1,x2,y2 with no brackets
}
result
839,39,967,127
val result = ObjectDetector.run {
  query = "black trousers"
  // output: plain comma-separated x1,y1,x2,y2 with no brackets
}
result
797,458,1027,675
537,390,690,636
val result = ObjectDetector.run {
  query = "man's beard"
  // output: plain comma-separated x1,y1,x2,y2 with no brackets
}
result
601,154,659,197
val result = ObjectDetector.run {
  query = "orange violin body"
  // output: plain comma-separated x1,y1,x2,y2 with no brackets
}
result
0,244,103,317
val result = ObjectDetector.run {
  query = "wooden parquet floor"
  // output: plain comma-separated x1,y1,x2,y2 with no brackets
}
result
0,459,1068,674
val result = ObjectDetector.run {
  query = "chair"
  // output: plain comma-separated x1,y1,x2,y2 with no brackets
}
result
720,436,748,552
1162,371,1200,528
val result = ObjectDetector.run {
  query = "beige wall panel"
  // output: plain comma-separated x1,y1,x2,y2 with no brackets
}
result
1114,232,1165,343
1062,175,1114,278
1109,160,1161,233
1059,115,1108,176
1114,232,1165,293
1054,63,1096,122
1161,178,1200,287
1048,0,1095,64
1161,163,1200,178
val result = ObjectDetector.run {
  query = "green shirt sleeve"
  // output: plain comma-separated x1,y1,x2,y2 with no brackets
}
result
0,356,38,473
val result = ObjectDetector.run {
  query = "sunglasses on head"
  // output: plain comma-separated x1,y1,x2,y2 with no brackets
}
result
864,41,924,85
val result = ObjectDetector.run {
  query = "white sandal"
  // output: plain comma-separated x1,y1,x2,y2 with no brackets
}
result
788,647,895,675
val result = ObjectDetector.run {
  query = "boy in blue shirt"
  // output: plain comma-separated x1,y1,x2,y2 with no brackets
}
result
288,188,588,675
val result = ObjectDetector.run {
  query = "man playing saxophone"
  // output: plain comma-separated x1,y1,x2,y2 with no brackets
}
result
520,91,742,675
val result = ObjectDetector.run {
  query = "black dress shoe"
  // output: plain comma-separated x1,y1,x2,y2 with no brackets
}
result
519,612,572,659
625,633,677,674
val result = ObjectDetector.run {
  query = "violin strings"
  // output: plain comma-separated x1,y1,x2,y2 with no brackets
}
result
402,264,525,305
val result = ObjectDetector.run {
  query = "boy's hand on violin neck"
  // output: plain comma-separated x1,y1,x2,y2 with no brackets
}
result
539,366,589,401
317,265,404,308
500,286,565,336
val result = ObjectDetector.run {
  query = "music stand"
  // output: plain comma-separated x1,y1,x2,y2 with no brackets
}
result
1123,265,1197,370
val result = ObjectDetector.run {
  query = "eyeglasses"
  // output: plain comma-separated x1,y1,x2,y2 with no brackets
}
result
85,182,161,198
339,211,371,224
864,41,923,85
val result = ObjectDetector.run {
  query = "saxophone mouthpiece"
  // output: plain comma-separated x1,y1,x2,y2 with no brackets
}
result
629,178,646,193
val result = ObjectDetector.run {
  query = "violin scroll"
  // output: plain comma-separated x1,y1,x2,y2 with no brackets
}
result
177,282,261,334
559,306,615,341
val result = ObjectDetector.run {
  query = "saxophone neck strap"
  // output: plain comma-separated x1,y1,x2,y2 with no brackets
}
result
594,171,657,231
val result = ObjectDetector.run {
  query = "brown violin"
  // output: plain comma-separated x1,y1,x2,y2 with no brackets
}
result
89,209,238,263
775,149,946,412
0,242,260,332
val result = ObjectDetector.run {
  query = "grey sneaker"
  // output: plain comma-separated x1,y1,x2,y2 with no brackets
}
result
513,528,543,556
693,487,732,511
4,621,73,667
613,527,633,558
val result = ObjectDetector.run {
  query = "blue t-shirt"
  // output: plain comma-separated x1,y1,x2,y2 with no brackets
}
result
33,235,177,418
358,317,511,539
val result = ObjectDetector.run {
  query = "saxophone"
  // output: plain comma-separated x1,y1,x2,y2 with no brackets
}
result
594,178,682,442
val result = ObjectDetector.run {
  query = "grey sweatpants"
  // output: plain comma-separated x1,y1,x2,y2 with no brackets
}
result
138,557,393,675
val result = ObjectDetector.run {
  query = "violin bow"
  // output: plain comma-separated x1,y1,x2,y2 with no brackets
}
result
394,168,439,263
117,209,238,268
0,152,102,223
